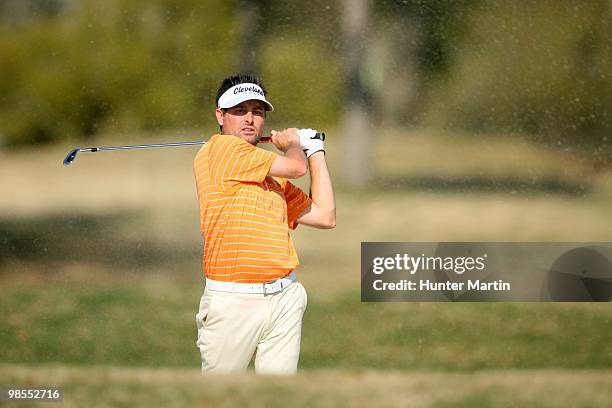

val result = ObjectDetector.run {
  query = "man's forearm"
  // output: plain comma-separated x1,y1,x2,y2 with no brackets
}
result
285,145,308,178
270,144,307,179
308,151,336,227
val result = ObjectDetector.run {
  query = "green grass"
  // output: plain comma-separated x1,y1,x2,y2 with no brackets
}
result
2,283,611,371
303,292,612,370
0,283,199,367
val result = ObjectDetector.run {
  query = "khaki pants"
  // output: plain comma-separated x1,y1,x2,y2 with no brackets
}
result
195,280,308,375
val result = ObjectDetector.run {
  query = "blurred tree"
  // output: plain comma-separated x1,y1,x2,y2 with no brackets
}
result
423,0,612,163
371,0,480,126
0,0,344,146
0,0,65,25
247,0,343,131
1,0,610,170
337,0,479,186
341,0,373,187
236,0,261,73
0,0,237,145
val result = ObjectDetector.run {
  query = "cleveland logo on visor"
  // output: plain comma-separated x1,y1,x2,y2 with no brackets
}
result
233,85,265,97
218,83,274,112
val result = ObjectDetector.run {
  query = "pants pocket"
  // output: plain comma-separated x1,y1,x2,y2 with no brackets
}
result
196,289,214,343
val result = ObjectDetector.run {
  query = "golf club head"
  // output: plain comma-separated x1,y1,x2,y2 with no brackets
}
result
63,149,79,166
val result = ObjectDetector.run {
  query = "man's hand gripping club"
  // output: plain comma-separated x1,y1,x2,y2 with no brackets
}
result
268,128,308,179
297,128,325,157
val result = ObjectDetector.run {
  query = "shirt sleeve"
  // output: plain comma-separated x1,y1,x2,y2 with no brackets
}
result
208,134,276,195
284,180,312,230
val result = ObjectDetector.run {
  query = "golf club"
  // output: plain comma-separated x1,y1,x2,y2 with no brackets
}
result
62,132,325,166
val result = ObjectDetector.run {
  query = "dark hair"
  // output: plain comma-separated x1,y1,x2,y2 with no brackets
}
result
215,73,268,107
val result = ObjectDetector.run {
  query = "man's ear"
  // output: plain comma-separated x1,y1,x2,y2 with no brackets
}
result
215,108,224,127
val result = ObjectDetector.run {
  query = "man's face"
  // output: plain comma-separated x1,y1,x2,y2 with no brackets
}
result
215,99,267,145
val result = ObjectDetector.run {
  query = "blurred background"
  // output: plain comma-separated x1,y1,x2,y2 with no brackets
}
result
1,0,611,406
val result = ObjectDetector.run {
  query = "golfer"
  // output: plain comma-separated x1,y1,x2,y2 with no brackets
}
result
194,73,335,375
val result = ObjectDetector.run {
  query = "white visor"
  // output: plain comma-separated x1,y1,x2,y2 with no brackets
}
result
217,83,274,112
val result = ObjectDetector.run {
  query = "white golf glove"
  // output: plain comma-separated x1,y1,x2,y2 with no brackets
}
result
297,128,325,158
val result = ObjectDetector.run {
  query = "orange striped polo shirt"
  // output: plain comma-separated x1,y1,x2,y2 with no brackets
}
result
193,134,312,283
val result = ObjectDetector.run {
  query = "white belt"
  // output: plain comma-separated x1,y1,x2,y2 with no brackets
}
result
206,272,297,295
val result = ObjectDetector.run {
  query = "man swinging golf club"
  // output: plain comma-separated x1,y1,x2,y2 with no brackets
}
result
194,73,336,375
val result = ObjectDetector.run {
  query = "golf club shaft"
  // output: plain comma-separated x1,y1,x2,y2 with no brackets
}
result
82,140,207,153
63,132,325,165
